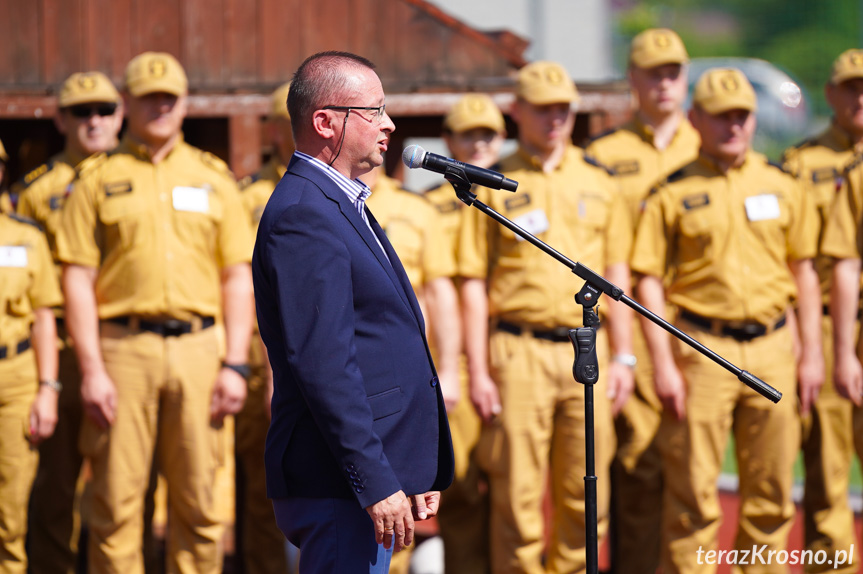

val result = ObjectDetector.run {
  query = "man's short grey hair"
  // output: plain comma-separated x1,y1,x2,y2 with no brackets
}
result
288,51,377,140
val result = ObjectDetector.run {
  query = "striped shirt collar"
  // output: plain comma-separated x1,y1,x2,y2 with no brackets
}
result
293,151,372,205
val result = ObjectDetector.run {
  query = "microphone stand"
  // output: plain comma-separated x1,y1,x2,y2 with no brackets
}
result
443,168,781,574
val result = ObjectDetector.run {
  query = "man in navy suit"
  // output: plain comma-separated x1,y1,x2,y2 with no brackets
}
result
251,51,454,573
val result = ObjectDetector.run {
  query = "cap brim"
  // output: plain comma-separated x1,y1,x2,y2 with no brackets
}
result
127,81,186,98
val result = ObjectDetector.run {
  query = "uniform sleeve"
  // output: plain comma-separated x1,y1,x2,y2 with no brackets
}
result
821,174,863,260
56,173,101,268
785,176,819,261
630,190,670,278
16,188,38,220
28,228,62,309
457,187,492,279
421,203,456,282
604,180,633,266
216,178,254,268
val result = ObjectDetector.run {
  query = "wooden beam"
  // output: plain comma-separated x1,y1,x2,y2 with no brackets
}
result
228,114,262,179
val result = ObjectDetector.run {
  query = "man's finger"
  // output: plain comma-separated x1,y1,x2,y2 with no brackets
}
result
413,494,428,520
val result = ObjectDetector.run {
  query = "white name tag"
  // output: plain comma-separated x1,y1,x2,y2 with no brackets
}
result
0,246,28,267
512,209,550,241
744,194,780,222
172,187,210,213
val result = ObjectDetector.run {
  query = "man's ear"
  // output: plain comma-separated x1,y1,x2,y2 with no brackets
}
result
312,109,336,141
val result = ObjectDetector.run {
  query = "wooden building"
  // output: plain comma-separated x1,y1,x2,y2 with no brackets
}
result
0,0,631,182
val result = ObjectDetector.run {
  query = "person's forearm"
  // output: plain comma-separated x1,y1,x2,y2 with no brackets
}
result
604,262,633,356
635,274,674,366
790,258,823,359
62,264,105,376
460,278,490,379
831,258,862,358
31,307,58,382
221,262,254,364
425,277,461,374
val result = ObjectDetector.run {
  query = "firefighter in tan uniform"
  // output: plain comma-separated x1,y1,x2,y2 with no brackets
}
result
632,68,823,573
0,210,62,572
17,71,124,574
586,29,699,574
425,93,507,574
459,61,634,574
781,49,863,574
56,52,254,574
237,81,294,574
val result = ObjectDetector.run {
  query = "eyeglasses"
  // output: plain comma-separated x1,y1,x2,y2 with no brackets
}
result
323,104,387,123
66,104,118,119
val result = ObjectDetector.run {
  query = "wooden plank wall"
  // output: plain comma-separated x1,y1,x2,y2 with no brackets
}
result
0,0,520,93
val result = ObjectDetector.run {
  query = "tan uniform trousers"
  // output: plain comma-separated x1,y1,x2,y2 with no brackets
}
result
235,360,290,574
28,326,85,574
0,350,39,573
611,324,663,574
660,321,799,574
81,322,226,574
800,315,861,574
438,364,490,574
479,326,613,574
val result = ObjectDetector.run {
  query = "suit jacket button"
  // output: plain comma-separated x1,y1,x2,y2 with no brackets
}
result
356,485,365,493
430,376,438,387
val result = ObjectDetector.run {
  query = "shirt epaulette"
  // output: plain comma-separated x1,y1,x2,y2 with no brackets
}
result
787,136,819,152
843,153,863,175
6,212,44,231
239,173,261,190
199,150,234,177
585,128,617,145
18,160,54,189
582,154,614,175
767,159,790,174
666,166,687,183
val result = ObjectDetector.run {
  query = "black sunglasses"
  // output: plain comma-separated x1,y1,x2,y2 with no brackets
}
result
66,104,118,119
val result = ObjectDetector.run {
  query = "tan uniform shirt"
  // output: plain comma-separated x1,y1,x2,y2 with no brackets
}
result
56,136,253,320
241,157,286,232
632,152,818,324
458,144,632,329
586,116,700,228
367,174,454,290
425,182,466,266
821,156,863,260
783,123,861,304
17,150,89,261
0,213,62,346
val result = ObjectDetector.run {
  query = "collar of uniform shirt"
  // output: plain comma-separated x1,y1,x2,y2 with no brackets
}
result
294,150,372,209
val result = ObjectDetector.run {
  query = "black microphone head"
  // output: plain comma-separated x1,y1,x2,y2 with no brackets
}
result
402,145,426,169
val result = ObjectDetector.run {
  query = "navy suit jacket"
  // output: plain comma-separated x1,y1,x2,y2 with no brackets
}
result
252,155,454,509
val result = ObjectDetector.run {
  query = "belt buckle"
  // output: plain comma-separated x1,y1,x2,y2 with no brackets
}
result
162,319,187,337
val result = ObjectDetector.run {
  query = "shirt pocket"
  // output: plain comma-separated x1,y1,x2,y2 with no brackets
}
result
172,187,224,255
98,192,146,251
2,266,33,318
676,206,713,266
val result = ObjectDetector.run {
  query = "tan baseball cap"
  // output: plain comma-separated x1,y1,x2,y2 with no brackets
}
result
692,68,757,114
630,28,689,69
270,81,292,120
124,52,188,97
0,138,7,163
830,49,863,85
444,93,505,133
517,61,579,105
58,72,120,108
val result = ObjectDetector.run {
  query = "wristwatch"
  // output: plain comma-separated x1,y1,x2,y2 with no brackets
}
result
40,378,63,392
612,354,637,369
221,362,251,380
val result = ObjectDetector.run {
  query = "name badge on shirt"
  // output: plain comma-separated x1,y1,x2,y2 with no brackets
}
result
0,246,28,267
512,209,550,241
744,194,780,222
172,186,210,213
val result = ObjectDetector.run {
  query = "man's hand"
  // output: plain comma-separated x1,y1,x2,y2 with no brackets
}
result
29,385,59,445
469,373,501,424
366,490,414,552
410,491,441,521
438,369,461,413
81,370,118,429
654,357,687,420
797,350,825,415
210,367,247,425
834,352,863,406
606,362,634,416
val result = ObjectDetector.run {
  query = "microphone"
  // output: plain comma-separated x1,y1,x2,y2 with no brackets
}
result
402,145,518,192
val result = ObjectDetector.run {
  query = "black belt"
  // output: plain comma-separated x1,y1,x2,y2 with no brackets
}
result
107,315,216,337
679,309,786,342
496,320,576,343
0,338,32,360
